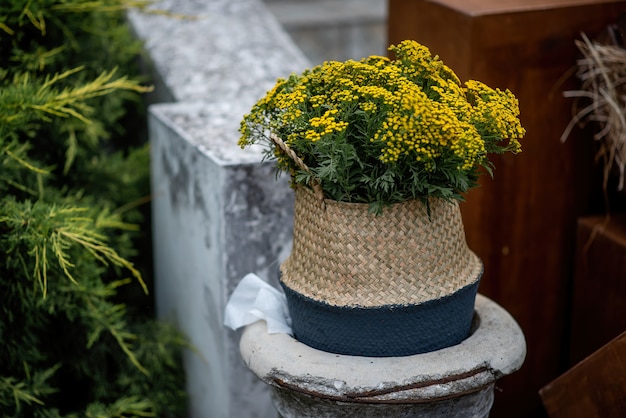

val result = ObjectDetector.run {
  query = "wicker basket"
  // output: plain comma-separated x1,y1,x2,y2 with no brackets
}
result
273,135,483,356
280,186,483,357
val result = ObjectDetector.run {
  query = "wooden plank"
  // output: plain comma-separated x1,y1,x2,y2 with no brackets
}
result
387,1,626,417
569,215,626,365
540,331,626,418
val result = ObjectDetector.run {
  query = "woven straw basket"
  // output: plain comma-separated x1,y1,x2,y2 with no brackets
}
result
281,186,483,307
279,187,484,357
273,135,484,356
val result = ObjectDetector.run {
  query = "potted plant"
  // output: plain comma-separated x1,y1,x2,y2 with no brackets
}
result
239,40,525,357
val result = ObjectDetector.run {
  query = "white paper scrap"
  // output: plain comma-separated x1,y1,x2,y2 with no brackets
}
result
223,273,292,335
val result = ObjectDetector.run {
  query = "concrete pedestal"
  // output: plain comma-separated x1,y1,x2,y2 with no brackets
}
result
240,294,526,418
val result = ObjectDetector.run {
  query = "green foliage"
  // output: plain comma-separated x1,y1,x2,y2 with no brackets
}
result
240,40,526,212
1,1,187,417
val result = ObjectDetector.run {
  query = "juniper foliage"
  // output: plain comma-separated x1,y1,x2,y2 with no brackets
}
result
0,1,187,417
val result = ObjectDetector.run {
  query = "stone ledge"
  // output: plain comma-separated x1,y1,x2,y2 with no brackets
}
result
128,0,310,168
240,294,526,402
148,101,267,166
128,0,309,105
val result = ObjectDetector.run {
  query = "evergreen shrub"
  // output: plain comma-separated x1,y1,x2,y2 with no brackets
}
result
0,1,188,417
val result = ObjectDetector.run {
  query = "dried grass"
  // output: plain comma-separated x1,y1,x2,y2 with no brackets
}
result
562,33,626,191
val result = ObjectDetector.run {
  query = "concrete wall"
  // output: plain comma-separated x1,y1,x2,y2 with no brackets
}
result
127,1,308,417
128,0,388,416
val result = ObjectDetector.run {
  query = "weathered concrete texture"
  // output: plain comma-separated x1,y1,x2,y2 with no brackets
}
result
240,294,526,417
149,102,295,418
149,107,226,417
129,0,309,104
271,385,494,418
128,0,309,417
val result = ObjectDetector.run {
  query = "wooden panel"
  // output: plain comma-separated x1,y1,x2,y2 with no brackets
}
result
569,215,626,365
540,331,626,418
388,1,626,417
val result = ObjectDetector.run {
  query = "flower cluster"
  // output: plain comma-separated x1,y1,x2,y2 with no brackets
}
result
240,40,525,211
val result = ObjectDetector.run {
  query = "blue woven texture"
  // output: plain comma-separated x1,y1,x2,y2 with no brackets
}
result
281,277,481,357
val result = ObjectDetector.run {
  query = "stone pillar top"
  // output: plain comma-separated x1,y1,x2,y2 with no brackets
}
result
240,293,526,403
128,0,310,167
128,0,309,106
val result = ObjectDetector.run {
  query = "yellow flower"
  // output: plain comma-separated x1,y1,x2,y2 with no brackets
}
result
238,40,525,208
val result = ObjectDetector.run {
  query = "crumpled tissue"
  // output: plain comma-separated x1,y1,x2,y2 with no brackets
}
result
223,273,292,335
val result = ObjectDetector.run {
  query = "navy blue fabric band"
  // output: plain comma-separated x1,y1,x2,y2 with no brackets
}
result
281,275,482,357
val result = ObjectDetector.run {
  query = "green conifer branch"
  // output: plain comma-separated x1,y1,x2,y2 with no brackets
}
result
52,0,154,13
81,289,150,376
4,148,50,175
83,396,155,418
21,6,46,35
35,45,67,72
1,200,148,296
63,126,78,174
57,227,147,292
0,177,38,196
1,0,188,413
32,67,153,124
0,364,60,414
96,208,140,231
1,67,153,129
0,377,45,411
33,241,55,298
0,22,15,35
58,278,152,376
0,139,48,196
